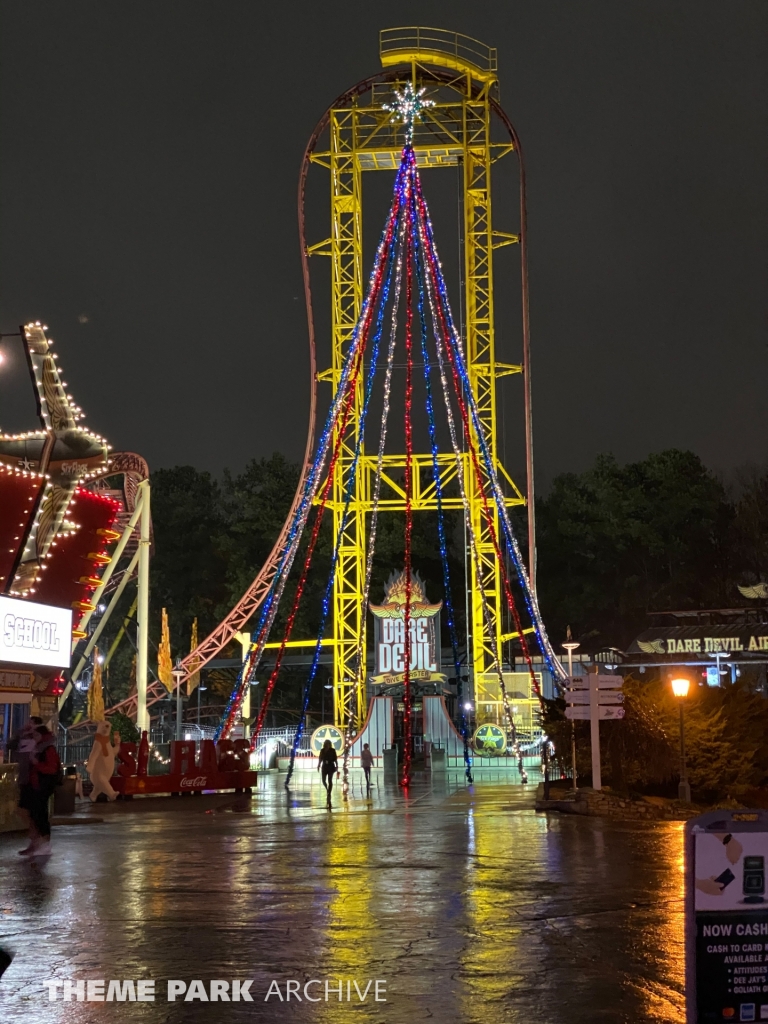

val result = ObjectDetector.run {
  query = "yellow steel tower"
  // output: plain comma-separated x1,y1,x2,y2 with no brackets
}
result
308,28,534,727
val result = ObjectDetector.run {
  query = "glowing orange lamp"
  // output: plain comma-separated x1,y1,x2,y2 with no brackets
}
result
671,676,691,801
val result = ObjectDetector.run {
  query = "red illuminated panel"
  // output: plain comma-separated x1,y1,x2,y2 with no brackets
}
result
0,462,45,590
33,487,120,626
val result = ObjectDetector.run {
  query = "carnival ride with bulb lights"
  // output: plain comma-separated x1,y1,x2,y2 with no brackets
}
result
0,321,150,729
100,27,566,787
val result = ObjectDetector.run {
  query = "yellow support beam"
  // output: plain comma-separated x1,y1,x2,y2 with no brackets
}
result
310,31,527,726
262,639,337,650
329,104,367,728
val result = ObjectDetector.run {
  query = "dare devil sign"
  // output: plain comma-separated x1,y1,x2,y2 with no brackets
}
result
370,571,445,687
686,809,768,1023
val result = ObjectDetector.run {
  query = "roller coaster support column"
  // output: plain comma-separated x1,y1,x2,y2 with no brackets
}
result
235,632,252,739
58,487,145,712
328,104,366,730
462,78,507,693
136,480,151,733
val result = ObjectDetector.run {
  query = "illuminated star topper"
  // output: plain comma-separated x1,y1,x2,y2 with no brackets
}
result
383,82,434,145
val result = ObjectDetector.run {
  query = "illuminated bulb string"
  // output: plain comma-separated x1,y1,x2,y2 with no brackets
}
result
420,224,516,755
248,305,373,748
414,176,560,696
216,161,407,741
217,371,356,741
412,184,540,776
410,175,472,782
415,177,566,688
285,197,402,787
342,201,406,797
222,156,409,730
239,165,406,750
248,165,407,750
400,158,416,788
425,251,540,763
410,178,524,767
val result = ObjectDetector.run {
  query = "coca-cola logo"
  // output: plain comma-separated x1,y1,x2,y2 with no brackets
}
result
180,776,206,788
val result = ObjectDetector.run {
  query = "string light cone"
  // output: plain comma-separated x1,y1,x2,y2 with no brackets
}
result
187,618,201,696
87,648,105,722
216,77,565,793
158,608,174,692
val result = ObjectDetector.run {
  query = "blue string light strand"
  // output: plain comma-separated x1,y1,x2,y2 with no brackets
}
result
409,163,473,782
413,174,566,688
285,182,404,787
216,160,409,741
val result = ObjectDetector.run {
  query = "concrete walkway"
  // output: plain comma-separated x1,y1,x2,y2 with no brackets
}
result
0,771,685,1023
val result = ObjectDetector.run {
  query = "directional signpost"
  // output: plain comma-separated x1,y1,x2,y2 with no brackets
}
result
565,705,625,720
565,674,624,790
566,691,624,704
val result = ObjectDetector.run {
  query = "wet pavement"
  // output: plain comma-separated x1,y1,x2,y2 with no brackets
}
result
0,771,686,1023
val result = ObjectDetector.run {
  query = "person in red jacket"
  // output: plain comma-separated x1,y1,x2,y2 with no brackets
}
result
23,726,60,859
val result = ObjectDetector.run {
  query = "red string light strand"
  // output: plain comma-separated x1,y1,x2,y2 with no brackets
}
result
245,188,404,748
250,331,366,744
401,150,415,787
415,185,541,700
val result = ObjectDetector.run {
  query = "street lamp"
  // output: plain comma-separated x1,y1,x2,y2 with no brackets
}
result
172,661,184,741
562,628,580,791
671,676,691,803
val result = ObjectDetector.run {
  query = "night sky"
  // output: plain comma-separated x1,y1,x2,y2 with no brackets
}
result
1,2,765,490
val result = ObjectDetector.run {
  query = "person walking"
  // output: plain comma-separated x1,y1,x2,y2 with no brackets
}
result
317,740,338,806
360,743,373,792
25,726,61,859
9,716,43,855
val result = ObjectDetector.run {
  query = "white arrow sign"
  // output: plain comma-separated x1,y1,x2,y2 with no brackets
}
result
568,675,622,690
565,705,625,721
566,691,624,705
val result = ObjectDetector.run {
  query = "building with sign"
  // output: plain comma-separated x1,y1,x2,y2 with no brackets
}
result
0,322,127,755
627,607,768,688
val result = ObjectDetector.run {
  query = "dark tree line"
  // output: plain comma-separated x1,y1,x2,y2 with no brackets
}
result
147,454,469,656
98,449,766,718
536,450,768,649
147,447,767,660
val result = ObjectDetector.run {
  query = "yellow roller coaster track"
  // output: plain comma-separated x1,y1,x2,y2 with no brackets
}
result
304,28,536,728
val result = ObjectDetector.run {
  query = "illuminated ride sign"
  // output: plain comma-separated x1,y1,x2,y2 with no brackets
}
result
0,594,72,669
370,571,445,687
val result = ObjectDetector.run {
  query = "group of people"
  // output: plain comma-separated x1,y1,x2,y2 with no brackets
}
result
317,740,374,806
8,715,62,859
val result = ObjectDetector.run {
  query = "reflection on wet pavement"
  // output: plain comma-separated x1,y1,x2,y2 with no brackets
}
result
0,772,685,1023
